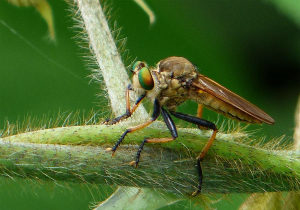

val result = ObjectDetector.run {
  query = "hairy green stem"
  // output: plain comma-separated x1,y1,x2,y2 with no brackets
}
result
74,0,148,120
1,0,295,204
0,124,299,194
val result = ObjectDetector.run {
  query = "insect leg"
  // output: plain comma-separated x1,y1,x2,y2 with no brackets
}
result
106,99,161,156
170,111,217,195
131,107,178,167
103,84,146,125
192,158,203,196
197,104,206,130
197,104,203,119
169,111,217,159
161,107,178,138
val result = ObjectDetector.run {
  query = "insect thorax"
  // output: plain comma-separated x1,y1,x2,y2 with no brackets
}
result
153,57,198,111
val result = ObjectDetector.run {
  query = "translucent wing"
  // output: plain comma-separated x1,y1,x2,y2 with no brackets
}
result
191,74,274,125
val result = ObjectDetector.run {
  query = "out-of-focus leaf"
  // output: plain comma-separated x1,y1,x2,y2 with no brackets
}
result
95,187,184,210
239,96,300,209
7,0,55,40
239,192,300,210
294,96,300,149
283,192,300,210
239,193,282,210
266,0,300,27
133,0,155,25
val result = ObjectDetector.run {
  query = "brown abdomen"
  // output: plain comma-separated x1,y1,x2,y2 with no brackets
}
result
191,90,262,124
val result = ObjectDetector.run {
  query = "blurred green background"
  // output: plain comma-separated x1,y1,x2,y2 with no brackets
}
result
0,0,299,209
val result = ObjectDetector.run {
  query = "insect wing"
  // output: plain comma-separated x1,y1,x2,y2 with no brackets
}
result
191,74,274,125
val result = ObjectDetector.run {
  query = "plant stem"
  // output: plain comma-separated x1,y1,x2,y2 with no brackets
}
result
75,0,148,120
1,125,299,194
1,0,294,198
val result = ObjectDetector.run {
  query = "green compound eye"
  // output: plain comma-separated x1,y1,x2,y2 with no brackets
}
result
138,67,154,90
132,61,142,71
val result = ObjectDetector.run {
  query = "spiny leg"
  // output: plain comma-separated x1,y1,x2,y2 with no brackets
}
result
130,107,178,168
103,84,146,125
192,158,203,196
106,99,161,156
170,111,218,195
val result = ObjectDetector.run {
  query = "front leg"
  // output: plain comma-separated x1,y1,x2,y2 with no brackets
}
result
131,107,178,168
103,84,146,125
106,99,161,156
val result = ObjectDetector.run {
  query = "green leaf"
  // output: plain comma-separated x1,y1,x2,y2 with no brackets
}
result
266,0,300,26
96,187,183,210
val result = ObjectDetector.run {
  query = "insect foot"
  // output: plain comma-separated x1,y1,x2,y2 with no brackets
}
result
129,161,138,168
105,147,117,157
101,118,120,125
192,159,203,196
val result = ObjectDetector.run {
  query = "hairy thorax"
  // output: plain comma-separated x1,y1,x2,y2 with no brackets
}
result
150,57,198,111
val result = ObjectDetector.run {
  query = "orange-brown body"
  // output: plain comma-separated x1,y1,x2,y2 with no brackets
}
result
132,56,274,125
107,56,274,195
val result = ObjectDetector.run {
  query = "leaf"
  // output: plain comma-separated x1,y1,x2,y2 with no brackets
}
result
239,193,282,210
294,95,300,149
266,0,300,27
95,187,183,210
7,0,55,40
238,95,300,209
133,0,155,25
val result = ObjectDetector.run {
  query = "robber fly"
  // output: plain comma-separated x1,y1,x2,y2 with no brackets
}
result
105,56,274,195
